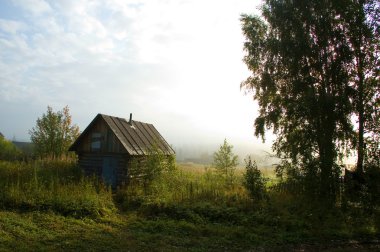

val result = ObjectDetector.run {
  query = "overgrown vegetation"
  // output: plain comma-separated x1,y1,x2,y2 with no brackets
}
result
0,160,115,218
0,159,379,251
29,106,80,159
1,135,379,251
116,164,247,211
243,157,267,202
127,143,176,193
114,133,379,249
0,137,23,161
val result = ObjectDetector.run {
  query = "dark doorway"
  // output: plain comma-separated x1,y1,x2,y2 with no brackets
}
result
102,157,117,187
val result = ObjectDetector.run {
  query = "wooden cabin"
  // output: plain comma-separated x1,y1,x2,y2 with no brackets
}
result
69,113,175,187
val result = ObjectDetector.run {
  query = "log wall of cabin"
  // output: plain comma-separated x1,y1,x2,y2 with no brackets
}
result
77,153,131,187
75,118,126,154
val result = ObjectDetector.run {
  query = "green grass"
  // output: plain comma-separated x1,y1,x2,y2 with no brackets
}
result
0,211,130,251
0,206,378,251
0,160,379,251
0,160,115,218
116,163,251,211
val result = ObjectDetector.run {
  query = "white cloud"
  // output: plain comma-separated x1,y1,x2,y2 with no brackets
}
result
11,0,52,16
0,0,267,150
0,19,26,33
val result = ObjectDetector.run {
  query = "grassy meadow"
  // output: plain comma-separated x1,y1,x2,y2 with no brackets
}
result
0,160,379,251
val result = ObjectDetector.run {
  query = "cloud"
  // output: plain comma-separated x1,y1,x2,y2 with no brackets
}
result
0,0,266,150
11,0,52,16
0,19,26,34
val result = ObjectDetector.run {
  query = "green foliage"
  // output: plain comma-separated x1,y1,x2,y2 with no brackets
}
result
345,164,380,210
0,162,378,250
240,0,380,201
364,165,380,207
364,77,380,167
0,160,115,218
143,144,176,184
243,157,267,201
341,0,379,172
212,139,239,186
0,137,22,161
127,143,176,193
29,106,80,159
273,159,342,203
116,163,248,211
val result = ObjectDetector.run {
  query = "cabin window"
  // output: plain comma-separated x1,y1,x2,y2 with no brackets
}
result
91,133,102,151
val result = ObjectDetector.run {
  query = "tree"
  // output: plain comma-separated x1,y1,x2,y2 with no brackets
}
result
243,156,267,201
0,137,22,161
29,106,80,158
341,0,379,172
212,139,239,185
241,1,357,200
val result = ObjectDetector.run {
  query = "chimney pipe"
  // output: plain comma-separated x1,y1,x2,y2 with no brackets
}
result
129,113,133,125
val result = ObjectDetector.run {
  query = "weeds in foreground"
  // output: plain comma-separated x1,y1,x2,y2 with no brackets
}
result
0,159,378,252
0,160,115,218
115,164,250,211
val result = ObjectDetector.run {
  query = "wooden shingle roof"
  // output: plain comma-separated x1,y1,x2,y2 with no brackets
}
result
69,114,175,156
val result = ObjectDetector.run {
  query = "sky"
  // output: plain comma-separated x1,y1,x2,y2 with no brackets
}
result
0,0,274,157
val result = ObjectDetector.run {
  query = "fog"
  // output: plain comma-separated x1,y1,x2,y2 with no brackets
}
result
0,0,272,163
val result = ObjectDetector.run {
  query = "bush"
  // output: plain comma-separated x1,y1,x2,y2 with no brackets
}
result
352,164,380,210
364,164,380,207
243,157,267,201
0,138,22,161
128,143,176,192
212,139,239,186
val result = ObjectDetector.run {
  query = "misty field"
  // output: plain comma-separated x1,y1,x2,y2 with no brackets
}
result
0,160,379,251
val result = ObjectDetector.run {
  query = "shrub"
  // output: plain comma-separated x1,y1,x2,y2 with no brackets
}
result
243,157,267,201
364,164,380,207
0,138,22,161
128,143,176,192
212,139,239,186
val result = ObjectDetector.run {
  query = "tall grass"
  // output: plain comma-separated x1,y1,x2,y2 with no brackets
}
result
0,158,377,247
0,160,115,218
116,163,251,211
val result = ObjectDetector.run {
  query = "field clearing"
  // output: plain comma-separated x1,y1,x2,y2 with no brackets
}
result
0,160,378,251
177,162,277,180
